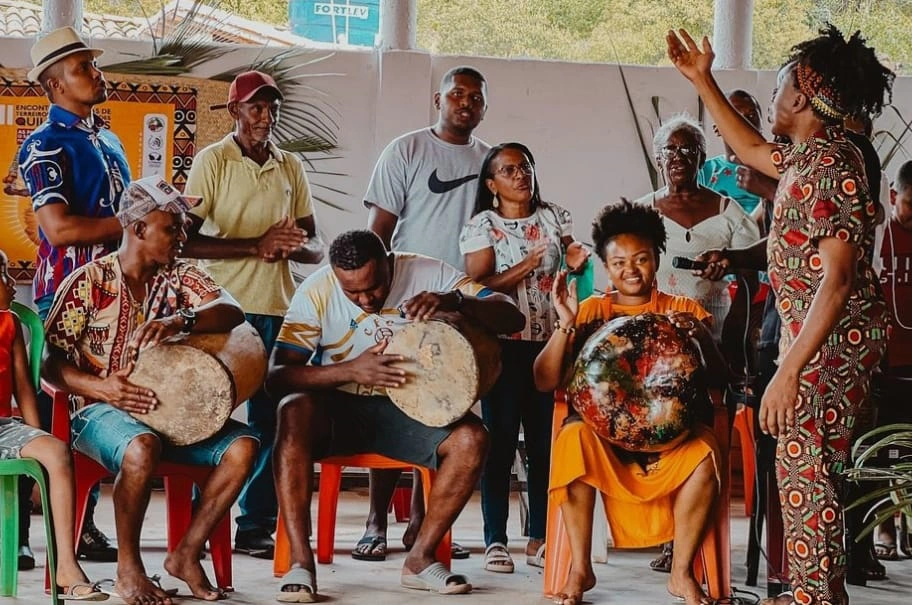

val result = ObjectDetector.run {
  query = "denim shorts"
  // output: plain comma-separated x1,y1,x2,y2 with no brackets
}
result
315,393,464,470
71,403,258,474
0,417,49,460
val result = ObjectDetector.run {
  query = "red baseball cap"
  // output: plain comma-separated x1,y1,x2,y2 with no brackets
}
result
213,71,284,109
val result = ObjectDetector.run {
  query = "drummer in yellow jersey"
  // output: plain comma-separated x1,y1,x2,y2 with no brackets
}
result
269,229,524,601
43,177,259,605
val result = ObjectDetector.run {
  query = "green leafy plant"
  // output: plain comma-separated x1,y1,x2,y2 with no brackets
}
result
845,423,912,540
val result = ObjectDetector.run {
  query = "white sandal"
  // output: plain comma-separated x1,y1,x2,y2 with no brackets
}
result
526,542,546,568
483,542,515,573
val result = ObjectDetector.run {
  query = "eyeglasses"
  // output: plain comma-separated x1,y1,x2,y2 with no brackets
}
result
659,145,701,160
495,162,534,178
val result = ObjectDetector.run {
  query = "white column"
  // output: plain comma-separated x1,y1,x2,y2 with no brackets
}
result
42,0,83,33
380,0,417,50
712,0,753,69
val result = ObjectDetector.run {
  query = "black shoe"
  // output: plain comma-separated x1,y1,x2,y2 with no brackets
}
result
77,523,118,562
234,528,275,559
18,544,35,570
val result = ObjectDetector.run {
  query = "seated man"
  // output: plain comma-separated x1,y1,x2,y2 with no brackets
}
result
269,229,525,601
43,176,259,605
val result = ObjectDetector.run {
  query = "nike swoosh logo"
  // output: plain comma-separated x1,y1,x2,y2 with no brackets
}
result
428,169,478,194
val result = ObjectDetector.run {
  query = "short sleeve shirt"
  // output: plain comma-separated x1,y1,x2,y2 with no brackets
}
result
185,134,314,317
698,155,763,215
275,253,492,396
459,202,573,341
767,126,887,352
18,105,131,302
44,253,221,396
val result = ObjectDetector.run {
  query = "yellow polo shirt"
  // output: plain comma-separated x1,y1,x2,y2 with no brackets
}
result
185,134,314,316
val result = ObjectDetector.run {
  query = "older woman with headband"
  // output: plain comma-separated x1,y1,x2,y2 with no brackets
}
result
668,25,894,605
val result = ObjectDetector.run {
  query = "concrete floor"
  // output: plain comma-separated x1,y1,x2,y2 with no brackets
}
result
10,487,912,604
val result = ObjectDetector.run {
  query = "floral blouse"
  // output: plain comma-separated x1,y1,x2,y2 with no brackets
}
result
459,202,573,341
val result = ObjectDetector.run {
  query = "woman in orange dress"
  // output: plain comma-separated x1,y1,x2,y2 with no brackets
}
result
533,201,728,605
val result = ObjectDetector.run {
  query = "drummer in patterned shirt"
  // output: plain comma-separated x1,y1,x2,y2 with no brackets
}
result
268,229,524,601
42,176,259,605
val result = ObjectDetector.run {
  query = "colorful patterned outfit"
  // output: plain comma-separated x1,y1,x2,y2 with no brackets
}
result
18,105,130,303
767,126,887,605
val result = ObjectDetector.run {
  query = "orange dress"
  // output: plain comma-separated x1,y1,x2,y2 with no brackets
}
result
549,290,721,548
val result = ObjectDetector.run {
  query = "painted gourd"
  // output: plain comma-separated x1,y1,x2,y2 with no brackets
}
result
566,312,702,452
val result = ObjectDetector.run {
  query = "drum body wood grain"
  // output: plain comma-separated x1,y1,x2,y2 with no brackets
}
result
385,317,501,427
128,322,267,445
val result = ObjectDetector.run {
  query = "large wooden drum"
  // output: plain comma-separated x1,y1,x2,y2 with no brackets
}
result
385,317,501,427
128,322,267,445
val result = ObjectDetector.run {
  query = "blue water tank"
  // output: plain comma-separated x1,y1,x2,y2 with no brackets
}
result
289,0,381,47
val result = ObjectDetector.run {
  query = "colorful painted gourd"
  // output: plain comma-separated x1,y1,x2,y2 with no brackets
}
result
566,312,703,452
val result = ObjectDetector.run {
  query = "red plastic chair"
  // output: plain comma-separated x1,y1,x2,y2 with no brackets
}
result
733,404,757,516
43,381,234,590
543,391,732,600
273,453,451,576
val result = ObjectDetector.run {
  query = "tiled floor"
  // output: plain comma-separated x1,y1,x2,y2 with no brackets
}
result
10,487,912,604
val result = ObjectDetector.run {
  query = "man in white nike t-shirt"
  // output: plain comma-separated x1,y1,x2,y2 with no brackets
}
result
361,66,491,563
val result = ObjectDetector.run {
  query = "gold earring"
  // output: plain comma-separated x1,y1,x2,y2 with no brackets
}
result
492,193,500,209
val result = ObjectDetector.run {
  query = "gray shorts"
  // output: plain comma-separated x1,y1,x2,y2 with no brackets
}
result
314,393,470,469
0,417,49,460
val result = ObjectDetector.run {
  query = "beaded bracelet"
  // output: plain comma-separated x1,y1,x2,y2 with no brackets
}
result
553,321,576,335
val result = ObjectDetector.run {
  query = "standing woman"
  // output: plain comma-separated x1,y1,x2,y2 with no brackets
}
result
668,25,894,605
460,142,589,573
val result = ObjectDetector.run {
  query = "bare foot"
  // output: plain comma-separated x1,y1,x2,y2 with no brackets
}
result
117,569,174,605
164,548,225,601
552,568,596,605
667,569,711,605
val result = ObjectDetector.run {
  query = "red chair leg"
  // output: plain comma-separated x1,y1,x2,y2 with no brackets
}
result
316,464,343,564
392,487,411,522
208,513,233,590
164,475,194,553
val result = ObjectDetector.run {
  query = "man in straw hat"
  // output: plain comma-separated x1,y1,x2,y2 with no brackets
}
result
18,25,129,564
43,176,259,605
183,70,323,559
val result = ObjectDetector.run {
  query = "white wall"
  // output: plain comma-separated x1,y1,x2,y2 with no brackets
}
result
4,35,912,297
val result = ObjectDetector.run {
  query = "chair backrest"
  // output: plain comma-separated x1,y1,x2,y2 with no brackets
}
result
10,301,43,390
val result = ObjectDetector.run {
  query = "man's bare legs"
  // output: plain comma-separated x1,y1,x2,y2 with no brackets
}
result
667,456,717,605
164,437,257,600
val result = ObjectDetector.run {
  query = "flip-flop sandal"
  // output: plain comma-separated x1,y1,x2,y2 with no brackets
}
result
875,541,900,561
351,535,387,561
451,542,470,559
58,580,111,602
649,543,673,573
526,543,546,568
401,561,472,595
483,542,514,573
97,575,180,599
276,565,319,603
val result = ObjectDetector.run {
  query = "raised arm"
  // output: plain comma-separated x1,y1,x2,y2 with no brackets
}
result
35,204,122,247
533,271,577,392
667,29,779,179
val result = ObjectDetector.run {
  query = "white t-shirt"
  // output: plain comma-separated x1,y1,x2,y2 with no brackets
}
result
363,127,491,270
459,202,573,341
275,253,492,396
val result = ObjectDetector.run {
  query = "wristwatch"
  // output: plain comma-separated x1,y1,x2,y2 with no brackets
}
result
178,308,197,334
451,289,465,309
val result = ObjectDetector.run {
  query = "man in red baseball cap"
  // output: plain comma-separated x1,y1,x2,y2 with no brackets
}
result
182,69,323,559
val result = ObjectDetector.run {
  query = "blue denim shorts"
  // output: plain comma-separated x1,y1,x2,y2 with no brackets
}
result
71,403,258,474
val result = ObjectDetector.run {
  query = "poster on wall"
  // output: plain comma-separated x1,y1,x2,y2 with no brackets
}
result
0,78,197,283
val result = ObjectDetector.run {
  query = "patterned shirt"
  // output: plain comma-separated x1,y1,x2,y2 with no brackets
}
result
459,202,573,341
767,126,887,354
44,253,220,403
18,105,130,302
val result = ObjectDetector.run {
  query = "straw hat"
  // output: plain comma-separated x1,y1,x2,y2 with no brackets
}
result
28,26,103,82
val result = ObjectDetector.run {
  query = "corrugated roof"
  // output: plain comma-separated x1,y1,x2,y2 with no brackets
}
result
0,0,153,39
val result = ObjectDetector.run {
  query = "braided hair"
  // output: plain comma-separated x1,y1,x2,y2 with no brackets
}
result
785,24,894,123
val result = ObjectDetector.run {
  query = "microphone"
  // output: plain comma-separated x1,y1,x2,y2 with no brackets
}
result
671,256,709,271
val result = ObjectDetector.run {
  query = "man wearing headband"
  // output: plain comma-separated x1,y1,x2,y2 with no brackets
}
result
43,176,258,605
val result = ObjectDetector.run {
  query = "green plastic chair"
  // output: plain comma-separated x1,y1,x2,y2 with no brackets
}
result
1,302,59,603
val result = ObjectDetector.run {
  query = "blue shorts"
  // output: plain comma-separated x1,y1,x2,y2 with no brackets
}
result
71,403,258,474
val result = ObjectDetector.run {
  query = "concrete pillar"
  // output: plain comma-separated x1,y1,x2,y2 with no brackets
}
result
42,0,83,33
712,0,753,69
380,0,417,50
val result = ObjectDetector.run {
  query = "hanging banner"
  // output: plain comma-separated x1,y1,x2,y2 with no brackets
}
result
0,77,197,283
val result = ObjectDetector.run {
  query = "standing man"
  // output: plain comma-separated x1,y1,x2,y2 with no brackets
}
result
357,66,490,561
18,25,128,564
183,70,323,559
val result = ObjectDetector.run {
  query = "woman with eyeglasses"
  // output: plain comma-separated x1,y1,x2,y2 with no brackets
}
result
635,114,760,574
459,142,590,575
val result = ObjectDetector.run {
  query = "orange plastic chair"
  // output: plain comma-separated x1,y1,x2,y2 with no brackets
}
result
273,453,451,576
733,404,757,517
43,382,234,591
543,391,732,600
